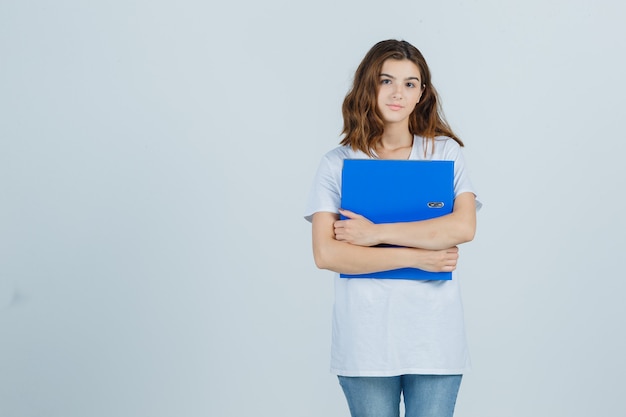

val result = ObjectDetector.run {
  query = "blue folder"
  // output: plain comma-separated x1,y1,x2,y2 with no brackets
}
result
340,159,454,280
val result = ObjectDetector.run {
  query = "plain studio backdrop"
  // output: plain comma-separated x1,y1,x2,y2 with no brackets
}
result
1,1,625,416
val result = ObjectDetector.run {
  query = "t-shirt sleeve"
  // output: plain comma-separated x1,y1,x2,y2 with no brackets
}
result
444,141,483,211
304,153,342,223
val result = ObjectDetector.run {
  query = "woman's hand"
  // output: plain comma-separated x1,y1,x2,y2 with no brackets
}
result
334,209,380,246
415,246,459,272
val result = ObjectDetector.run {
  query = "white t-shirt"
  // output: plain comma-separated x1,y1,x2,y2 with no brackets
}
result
304,136,482,377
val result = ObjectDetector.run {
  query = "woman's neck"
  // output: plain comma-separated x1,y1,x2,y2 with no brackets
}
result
375,124,413,159
379,123,413,149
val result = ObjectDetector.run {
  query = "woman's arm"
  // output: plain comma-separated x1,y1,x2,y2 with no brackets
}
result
334,192,477,250
312,211,459,274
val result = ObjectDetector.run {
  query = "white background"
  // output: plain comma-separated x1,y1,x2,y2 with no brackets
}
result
1,0,625,416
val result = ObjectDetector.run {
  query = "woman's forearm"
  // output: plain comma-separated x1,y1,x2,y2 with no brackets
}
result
314,240,447,274
376,210,475,250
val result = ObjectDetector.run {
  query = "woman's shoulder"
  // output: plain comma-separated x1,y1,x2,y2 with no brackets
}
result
414,135,462,159
434,135,461,149
415,134,459,144
321,145,365,163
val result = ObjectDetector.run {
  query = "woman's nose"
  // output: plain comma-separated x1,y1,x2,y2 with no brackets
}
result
392,85,403,99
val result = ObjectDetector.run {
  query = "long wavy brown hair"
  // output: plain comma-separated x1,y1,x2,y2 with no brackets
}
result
340,39,463,156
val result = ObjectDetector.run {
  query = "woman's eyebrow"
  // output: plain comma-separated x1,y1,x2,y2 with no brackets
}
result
380,73,420,81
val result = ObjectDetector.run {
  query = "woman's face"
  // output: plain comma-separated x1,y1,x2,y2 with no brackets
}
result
376,59,424,127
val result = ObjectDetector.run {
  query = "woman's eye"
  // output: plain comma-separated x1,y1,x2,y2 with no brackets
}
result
381,79,392,85
406,82,415,88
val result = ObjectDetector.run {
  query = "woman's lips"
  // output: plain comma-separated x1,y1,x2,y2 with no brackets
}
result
387,104,403,111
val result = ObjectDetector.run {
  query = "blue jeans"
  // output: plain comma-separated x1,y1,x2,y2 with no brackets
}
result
338,374,462,417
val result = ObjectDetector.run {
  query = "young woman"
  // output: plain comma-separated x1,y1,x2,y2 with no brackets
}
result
304,40,481,417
